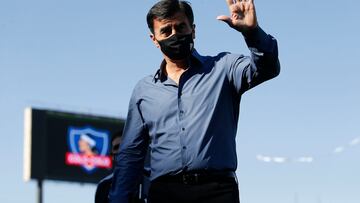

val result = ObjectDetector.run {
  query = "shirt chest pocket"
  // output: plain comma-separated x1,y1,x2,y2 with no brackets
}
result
139,95,179,132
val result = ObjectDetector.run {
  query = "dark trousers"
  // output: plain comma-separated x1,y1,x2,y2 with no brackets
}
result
147,178,240,203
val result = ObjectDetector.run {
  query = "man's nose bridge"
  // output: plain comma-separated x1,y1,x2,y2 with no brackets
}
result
171,25,179,35
171,27,177,36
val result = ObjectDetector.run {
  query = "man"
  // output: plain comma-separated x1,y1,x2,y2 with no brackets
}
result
110,0,280,202
95,131,122,203
96,131,148,203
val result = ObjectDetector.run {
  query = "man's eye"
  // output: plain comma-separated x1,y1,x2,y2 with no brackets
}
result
160,27,171,35
176,24,187,33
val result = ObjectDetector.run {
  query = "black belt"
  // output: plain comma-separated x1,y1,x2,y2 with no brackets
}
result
153,171,237,185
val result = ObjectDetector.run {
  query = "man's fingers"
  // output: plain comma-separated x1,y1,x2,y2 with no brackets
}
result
236,0,254,3
216,15,233,27
225,0,234,7
243,0,254,4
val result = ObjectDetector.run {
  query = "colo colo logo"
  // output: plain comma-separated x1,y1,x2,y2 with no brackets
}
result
66,126,112,173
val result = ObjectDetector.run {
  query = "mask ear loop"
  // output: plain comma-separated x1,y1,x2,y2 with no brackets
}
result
190,42,194,51
191,24,196,40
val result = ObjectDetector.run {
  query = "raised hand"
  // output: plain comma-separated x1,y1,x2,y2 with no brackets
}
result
217,0,258,33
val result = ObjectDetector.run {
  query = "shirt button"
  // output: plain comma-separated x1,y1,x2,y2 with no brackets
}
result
181,127,185,131
182,146,187,150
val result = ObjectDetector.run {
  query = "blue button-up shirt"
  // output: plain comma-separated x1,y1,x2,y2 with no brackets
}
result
110,27,280,203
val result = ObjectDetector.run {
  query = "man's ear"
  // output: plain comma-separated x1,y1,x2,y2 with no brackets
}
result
192,24,196,39
150,33,160,48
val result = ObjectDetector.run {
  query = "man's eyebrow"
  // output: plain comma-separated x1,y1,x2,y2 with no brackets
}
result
175,22,187,28
177,22,186,26
159,25,171,33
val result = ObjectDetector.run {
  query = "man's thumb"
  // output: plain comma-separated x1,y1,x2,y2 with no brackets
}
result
216,15,232,27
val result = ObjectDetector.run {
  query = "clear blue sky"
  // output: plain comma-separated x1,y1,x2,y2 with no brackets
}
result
1,0,360,202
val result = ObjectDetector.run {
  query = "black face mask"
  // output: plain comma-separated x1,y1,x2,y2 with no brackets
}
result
157,33,194,60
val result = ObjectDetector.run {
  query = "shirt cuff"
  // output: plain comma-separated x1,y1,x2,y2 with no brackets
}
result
242,26,276,53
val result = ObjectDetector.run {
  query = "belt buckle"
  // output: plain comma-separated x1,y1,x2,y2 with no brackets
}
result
182,173,199,185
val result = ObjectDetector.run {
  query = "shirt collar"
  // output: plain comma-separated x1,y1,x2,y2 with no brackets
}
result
153,49,205,83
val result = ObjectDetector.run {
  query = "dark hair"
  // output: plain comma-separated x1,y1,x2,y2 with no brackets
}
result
146,0,194,34
111,130,122,144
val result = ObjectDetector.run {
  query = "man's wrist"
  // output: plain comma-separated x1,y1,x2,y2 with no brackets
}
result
241,25,261,40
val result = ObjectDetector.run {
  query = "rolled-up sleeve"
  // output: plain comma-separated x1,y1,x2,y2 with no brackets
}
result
109,85,149,203
228,26,280,95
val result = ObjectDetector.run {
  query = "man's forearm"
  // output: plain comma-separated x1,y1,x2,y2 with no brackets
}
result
109,151,145,203
243,26,280,80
